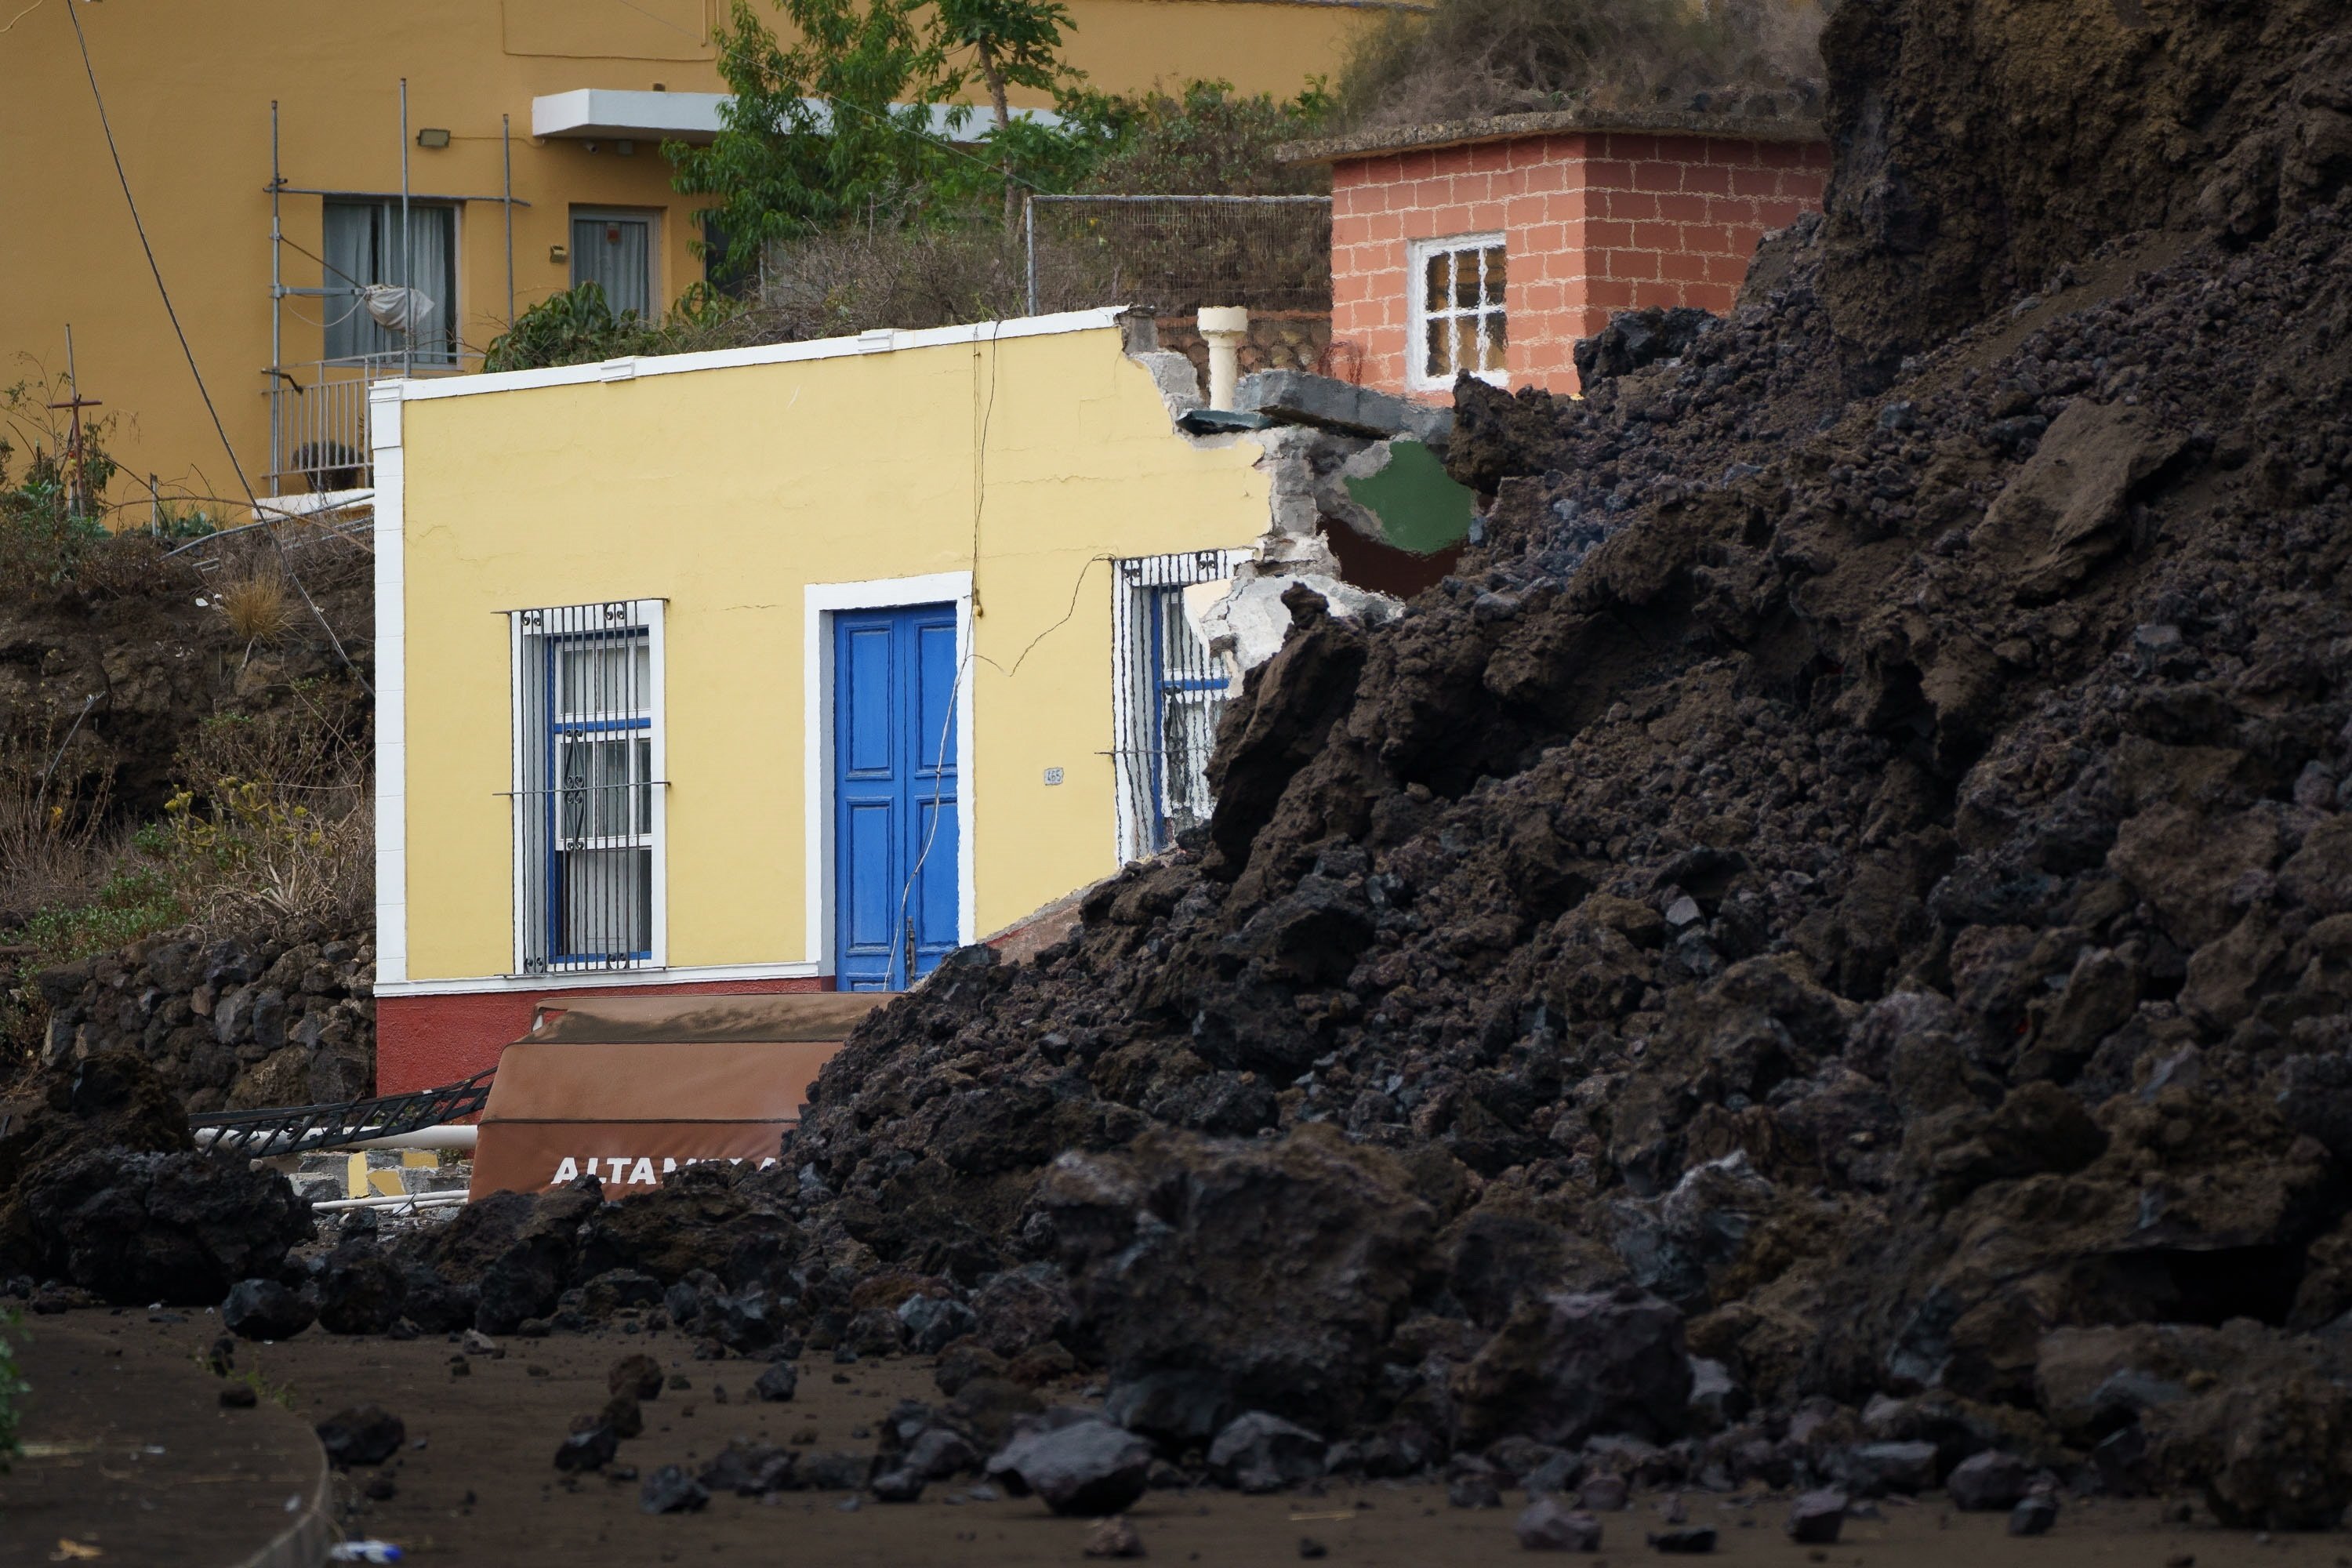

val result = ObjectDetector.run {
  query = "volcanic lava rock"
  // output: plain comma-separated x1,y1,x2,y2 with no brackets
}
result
221,1278,314,1341
1447,1457,1504,1509
317,1242,409,1335
608,1352,665,1401
1515,1497,1604,1551
1454,1287,1692,1450
987,1414,1154,1517
1036,1127,1436,1435
2008,1494,2058,1537
698,1439,797,1496
1945,1450,2033,1512
1207,1412,1327,1494
318,1404,405,1467
797,1450,873,1490
1646,1526,1717,1554
752,1362,799,1402
898,1292,979,1356
1083,1515,1146,1558
2151,1374,2352,1530
972,1262,1077,1358
12,1148,310,1306
869,1467,926,1502
639,1465,710,1514
1107,1370,1236,1451
1785,1490,1846,1544
1840,1440,1939,1497
555,1422,619,1472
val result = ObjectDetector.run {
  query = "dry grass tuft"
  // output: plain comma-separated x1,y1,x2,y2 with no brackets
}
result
218,569,299,644
1335,0,1828,132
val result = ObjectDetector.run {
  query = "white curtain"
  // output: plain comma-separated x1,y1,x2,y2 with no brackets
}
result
321,200,456,363
572,214,652,319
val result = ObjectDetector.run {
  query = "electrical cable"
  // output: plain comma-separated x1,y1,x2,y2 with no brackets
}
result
0,0,48,34
66,0,372,698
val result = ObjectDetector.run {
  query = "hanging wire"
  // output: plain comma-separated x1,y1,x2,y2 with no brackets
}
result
66,0,371,696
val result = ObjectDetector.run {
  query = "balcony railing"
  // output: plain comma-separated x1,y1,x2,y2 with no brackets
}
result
267,352,480,494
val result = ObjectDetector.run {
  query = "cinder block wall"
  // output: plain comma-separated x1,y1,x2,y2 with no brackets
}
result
1330,132,1831,400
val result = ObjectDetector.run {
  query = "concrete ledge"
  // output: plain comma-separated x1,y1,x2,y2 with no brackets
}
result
1276,104,1826,165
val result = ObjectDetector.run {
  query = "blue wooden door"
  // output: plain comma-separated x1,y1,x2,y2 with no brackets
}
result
833,604,960,990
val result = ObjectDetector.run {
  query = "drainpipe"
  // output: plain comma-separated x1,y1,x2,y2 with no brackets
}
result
1198,305,1248,411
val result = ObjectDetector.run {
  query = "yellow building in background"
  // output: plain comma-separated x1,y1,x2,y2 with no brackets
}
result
0,0,1380,514
375,310,1272,1092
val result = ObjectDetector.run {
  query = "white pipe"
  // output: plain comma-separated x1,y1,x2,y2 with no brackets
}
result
198,1123,477,1156
1197,305,1247,411
312,1192,466,1214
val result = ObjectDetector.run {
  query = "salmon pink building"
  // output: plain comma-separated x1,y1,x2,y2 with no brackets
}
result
1285,108,1831,399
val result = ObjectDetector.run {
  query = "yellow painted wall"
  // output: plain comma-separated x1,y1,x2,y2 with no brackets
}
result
397,322,1266,981
0,0,1379,514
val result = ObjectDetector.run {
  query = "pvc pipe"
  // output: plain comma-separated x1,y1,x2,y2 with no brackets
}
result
1197,305,1248,412
311,1191,466,1214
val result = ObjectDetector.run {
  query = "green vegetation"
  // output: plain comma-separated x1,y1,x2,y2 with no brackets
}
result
2,372,216,593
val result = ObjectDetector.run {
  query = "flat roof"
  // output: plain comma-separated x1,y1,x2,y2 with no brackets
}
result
530,89,1065,147
1276,104,1825,166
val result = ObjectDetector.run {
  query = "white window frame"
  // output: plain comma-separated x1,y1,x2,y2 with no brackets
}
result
507,598,667,975
569,205,662,320
801,572,978,975
1111,550,1249,864
1408,232,1508,391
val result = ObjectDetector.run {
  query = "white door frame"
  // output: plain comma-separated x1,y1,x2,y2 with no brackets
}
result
802,572,978,978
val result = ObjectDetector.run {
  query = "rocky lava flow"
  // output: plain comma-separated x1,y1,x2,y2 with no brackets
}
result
11,0,2352,1535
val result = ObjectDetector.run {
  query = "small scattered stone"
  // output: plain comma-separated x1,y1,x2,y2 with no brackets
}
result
1947,1450,2033,1512
555,1423,619,1473
601,1393,644,1439
870,1468,926,1503
753,1360,797,1406
1579,1475,1628,1512
639,1464,710,1514
461,1329,499,1356
1645,1526,1717,1554
219,1384,258,1409
1516,1497,1604,1551
608,1353,663,1400
1785,1490,1846,1545
1298,1539,1328,1560
2009,1494,2059,1537
1083,1515,1146,1559
317,1405,405,1468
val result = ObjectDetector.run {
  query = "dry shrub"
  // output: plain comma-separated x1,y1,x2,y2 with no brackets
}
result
1335,0,1828,131
755,224,1032,339
218,568,299,644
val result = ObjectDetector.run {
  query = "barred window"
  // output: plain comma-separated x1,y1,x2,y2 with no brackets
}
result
1411,234,1508,390
1112,552,1246,862
510,600,664,973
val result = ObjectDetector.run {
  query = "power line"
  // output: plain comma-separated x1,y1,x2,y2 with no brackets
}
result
65,1,372,697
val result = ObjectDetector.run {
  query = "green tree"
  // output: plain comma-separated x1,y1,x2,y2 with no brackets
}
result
933,0,1076,223
671,0,954,270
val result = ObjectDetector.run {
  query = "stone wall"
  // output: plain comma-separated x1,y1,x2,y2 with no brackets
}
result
35,931,376,1112
1152,311,1336,396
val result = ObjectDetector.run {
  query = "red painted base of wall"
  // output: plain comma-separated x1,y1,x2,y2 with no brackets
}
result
377,975,828,1094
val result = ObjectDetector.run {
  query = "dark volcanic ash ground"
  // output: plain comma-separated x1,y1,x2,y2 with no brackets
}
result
10,0,2352,1537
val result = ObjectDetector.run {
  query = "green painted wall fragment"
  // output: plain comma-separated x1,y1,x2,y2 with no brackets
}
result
1341,439,1476,556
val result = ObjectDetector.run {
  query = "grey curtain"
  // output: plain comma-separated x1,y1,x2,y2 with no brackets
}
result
573,213,652,318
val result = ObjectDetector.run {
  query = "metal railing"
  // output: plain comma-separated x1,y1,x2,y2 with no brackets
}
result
267,351,480,494
191,1067,497,1159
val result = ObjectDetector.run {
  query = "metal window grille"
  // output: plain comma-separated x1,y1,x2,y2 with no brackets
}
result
1413,235,1508,387
1023,194,1333,317
511,601,662,973
1112,551,1246,861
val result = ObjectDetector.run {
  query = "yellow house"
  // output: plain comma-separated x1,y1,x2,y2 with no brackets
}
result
374,309,1275,1090
0,0,1383,514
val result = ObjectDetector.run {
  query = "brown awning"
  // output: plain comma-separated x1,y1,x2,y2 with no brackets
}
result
467,991,891,1200
524,991,891,1044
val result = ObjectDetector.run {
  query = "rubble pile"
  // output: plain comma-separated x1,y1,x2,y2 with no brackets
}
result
0,1051,311,1303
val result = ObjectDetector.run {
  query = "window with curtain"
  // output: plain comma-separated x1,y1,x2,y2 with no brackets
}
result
321,198,459,365
571,210,655,319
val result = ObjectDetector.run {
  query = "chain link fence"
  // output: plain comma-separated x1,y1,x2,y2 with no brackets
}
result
1022,194,1333,318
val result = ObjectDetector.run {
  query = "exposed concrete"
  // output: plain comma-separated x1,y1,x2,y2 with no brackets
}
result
1236,368,1453,445
1196,564,1403,673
